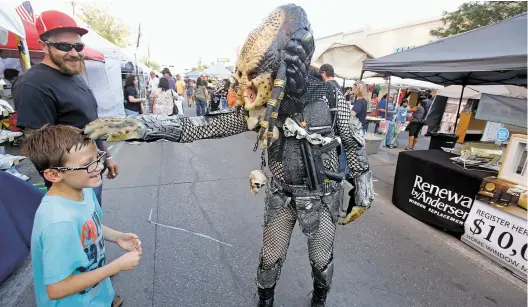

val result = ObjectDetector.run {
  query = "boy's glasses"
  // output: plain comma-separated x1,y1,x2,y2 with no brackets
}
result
51,151,106,173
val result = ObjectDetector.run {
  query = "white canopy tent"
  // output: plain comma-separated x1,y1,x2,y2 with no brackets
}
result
363,76,443,90
312,42,376,80
0,6,24,44
75,18,125,117
0,5,30,71
202,64,232,79
436,85,527,99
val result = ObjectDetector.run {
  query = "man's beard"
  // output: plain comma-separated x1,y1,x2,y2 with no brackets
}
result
49,51,83,76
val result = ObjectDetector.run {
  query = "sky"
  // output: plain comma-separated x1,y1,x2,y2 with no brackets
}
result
14,0,467,72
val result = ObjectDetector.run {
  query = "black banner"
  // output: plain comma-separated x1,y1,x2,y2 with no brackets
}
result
392,150,490,233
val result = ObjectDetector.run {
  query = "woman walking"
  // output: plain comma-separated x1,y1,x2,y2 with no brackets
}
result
406,100,426,150
150,78,177,116
185,79,195,107
194,78,209,116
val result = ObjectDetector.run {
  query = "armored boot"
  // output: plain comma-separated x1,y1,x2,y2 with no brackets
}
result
256,258,283,307
257,284,275,307
310,259,334,307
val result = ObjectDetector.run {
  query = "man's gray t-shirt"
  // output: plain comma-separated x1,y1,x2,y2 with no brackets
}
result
13,63,105,181
13,63,99,129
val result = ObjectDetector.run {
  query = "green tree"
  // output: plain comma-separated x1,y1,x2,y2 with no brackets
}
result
430,1,527,38
78,5,131,47
139,56,160,71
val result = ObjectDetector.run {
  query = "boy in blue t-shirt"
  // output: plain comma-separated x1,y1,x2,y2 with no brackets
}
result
22,125,142,307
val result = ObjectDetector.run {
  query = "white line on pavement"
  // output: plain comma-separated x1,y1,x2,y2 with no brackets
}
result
147,209,234,247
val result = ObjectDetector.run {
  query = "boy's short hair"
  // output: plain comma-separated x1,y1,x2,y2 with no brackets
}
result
21,124,92,171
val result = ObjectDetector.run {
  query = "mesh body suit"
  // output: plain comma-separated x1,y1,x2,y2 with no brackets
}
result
124,72,372,299
84,5,373,306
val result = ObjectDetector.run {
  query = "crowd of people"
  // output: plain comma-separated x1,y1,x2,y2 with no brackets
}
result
122,68,235,118
334,66,435,150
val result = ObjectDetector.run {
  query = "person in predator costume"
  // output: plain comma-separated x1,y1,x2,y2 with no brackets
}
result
84,4,374,306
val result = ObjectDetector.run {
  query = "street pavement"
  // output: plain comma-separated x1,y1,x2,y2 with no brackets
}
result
3,104,527,307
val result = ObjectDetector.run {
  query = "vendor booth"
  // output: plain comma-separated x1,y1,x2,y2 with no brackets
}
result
76,18,125,117
0,12,123,119
202,64,232,80
362,13,528,280
427,85,527,143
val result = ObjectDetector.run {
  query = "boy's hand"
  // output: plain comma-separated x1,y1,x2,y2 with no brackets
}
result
116,233,142,252
113,250,142,272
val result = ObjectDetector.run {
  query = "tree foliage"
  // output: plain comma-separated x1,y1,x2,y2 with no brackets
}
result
430,1,527,38
139,56,160,71
78,5,131,47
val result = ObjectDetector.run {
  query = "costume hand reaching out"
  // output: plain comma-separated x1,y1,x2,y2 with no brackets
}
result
84,116,184,143
84,117,145,141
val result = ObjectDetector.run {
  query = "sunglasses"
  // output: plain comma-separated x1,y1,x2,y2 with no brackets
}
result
50,151,106,174
44,41,85,52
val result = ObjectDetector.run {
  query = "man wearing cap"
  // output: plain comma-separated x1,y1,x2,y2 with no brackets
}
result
13,10,120,204
320,63,341,91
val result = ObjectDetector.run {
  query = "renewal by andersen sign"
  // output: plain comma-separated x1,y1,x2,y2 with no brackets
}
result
409,175,474,228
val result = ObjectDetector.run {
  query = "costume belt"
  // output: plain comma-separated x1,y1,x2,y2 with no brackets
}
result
276,180,337,196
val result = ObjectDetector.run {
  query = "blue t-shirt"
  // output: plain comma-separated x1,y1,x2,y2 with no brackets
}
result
352,98,368,131
31,188,114,307
377,99,395,120
395,106,409,123
377,99,387,118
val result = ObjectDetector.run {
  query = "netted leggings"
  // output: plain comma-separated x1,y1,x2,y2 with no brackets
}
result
260,200,336,271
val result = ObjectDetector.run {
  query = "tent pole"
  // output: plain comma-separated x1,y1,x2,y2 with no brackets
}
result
453,84,466,135
385,76,391,119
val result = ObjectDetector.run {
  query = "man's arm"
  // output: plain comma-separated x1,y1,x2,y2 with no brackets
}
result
335,92,369,178
334,92,374,225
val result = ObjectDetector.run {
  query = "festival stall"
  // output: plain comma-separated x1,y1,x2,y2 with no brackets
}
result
0,16,104,62
184,70,204,79
74,17,125,117
427,85,527,143
362,13,528,280
202,64,232,80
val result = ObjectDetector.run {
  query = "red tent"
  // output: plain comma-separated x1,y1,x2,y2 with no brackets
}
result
0,19,104,62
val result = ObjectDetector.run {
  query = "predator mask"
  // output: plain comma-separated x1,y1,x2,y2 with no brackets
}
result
233,4,315,134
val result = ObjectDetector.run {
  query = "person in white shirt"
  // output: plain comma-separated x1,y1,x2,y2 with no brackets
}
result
148,71,159,113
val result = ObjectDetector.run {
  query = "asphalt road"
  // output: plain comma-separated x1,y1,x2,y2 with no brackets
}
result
8,104,527,307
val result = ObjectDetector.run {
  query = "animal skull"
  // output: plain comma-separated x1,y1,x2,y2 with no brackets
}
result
249,170,268,195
